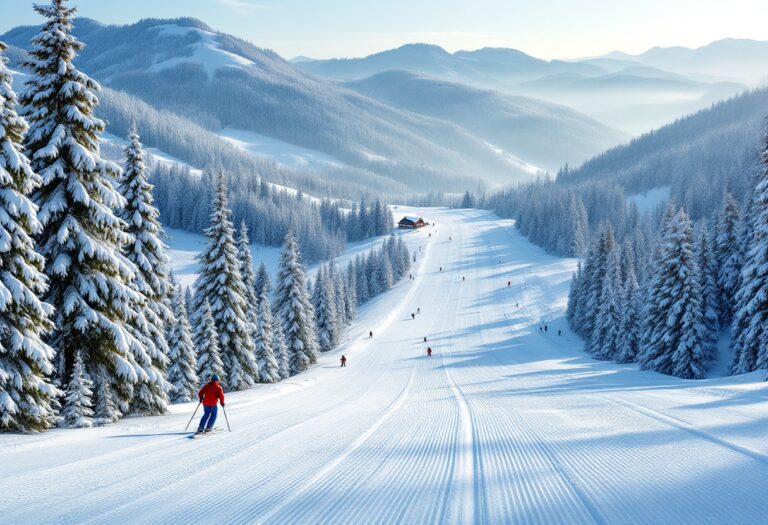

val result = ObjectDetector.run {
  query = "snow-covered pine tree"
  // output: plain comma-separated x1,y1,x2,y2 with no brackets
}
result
566,262,581,329
715,193,742,327
731,131,768,374
237,221,259,310
272,312,290,380
580,225,615,339
397,236,411,276
167,281,198,403
93,371,120,425
195,299,225,383
639,209,712,378
345,261,358,321
377,248,394,291
588,246,623,360
313,266,340,352
329,260,347,326
21,1,154,414
254,288,280,383
616,242,641,363
274,230,318,374
184,286,194,313
119,124,172,415
60,350,94,428
695,221,719,360
0,41,60,432
254,262,271,306
193,173,257,390
355,255,370,305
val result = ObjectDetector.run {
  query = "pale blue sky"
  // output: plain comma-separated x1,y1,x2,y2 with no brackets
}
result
1,0,766,60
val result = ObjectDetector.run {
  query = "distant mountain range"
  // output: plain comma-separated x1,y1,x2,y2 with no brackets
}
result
297,39,767,134
1,17,625,193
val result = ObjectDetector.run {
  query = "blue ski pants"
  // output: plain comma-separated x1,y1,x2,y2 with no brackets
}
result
198,405,218,431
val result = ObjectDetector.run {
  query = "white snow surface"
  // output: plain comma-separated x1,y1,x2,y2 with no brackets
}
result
4,207,768,524
149,25,256,78
219,127,343,171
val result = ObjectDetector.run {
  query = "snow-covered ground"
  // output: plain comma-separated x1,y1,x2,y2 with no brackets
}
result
219,127,343,171
4,208,768,524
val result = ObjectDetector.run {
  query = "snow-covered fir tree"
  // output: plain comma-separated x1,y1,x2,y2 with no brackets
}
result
254,262,271,306
695,221,719,359
167,281,198,403
119,123,173,415
195,299,225,383
715,193,742,327
639,209,712,378
237,221,259,311
345,260,358,321
21,0,159,415
274,230,318,374
588,246,623,360
313,266,341,352
93,371,120,425
193,173,258,390
60,351,94,428
0,41,60,432
730,131,768,374
615,243,641,363
272,311,290,380
254,288,280,383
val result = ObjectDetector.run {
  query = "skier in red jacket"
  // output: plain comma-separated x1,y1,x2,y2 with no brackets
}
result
340,355,347,367
197,374,225,434
427,347,432,357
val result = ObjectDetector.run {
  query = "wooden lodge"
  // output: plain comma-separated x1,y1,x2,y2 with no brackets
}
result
398,216,426,229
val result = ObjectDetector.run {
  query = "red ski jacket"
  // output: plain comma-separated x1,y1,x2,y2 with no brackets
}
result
199,381,225,407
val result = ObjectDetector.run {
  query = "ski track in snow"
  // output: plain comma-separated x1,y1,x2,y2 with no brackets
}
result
4,207,768,524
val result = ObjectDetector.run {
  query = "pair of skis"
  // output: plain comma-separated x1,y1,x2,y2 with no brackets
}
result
184,400,232,438
189,428,223,439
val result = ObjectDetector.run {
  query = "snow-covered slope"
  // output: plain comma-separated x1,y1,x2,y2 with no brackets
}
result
4,208,768,524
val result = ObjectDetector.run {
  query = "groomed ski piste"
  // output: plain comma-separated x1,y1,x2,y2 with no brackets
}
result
4,207,768,524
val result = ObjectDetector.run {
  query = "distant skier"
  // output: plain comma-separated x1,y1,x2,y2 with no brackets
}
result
417,308,421,314
369,330,373,338
507,281,511,287
423,336,427,343
462,276,465,282
544,325,548,332
427,347,433,357
440,267,442,272
412,313,416,320
558,329,562,336
197,374,225,434
340,355,347,367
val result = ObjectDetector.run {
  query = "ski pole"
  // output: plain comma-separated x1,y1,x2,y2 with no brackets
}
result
221,404,232,432
184,400,202,431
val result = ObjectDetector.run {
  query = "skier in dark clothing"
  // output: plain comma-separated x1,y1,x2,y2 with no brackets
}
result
545,325,548,332
412,313,415,320
423,336,427,343
417,308,421,314
558,330,562,336
369,331,373,338
427,347,432,357
340,355,347,367
197,375,225,434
